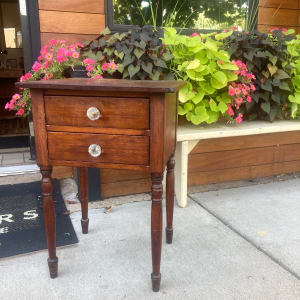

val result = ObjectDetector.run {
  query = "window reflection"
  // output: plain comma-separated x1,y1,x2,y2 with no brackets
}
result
113,0,249,30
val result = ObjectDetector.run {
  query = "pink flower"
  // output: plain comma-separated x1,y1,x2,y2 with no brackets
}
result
76,43,84,48
226,105,234,117
235,113,243,124
250,84,256,91
228,86,235,96
86,65,94,72
246,96,252,102
38,55,43,61
72,52,80,58
235,97,243,106
94,75,103,79
240,70,247,77
16,108,25,116
59,40,66,44
49,39,58,45
40,45,48,56
32,61,42,72
43,61,51,69
24,73,32,80
189,32,200,38
5,102,13,110
102,63,110,71
234,88,241,95
56,55,66,63
45,52,53,61
57,48,66,56
109,62,117,70
65,50,73,57
269,27,280,33
83,58,95,65
12,93,21,100
20,76,26,82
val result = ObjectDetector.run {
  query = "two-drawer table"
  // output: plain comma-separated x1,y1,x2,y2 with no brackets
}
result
17,78,185,292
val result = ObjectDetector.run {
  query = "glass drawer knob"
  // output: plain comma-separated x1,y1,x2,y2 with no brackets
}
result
87,107,101,121
88,144,102,157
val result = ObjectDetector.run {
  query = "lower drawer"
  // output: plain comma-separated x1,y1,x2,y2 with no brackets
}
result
48,132,149,166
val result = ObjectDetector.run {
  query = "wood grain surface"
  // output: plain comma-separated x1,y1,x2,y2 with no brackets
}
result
39,0,105,13
45,96,149,130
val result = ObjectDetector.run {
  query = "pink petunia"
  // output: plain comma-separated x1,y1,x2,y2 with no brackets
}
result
45,52,53,61
235,113,243,124
49,39,58,45
102,63,110,71
72,52,80,58
226,105,234,117
246,96,252,102
83,58,95,65
65,50,73,57
234,88,241,95
189,32,200,38
16,108,25,116
109,62,117,70
56,55,66,63
32,61,42,72
86,65,94,72
235,97,243,106
94,75,103,79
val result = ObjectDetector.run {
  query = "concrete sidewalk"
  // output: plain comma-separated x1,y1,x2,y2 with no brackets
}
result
1,179,300,299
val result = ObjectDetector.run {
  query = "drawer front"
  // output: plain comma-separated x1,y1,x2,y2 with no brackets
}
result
48,132,149,165
45,96,149,129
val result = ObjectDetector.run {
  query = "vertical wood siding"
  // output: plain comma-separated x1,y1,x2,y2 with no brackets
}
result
258,0,300,33
38,0,105,46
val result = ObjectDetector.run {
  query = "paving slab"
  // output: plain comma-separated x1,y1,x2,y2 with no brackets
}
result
190,178,300,280
0,199,299,300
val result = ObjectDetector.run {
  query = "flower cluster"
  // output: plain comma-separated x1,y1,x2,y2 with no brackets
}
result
226,60,256,123
82,58,118,79
269,27,288,34
6,39,84,116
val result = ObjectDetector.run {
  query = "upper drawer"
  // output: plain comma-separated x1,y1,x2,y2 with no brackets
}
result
44,96,149,129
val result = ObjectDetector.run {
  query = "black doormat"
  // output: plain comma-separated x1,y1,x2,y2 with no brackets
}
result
0,136,30,149
0,180,78,258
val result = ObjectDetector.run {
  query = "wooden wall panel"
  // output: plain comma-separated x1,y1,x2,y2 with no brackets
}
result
38,0,104,14
39,11,105,35
259,0,298,9
258,0,300,32
38,0,105,47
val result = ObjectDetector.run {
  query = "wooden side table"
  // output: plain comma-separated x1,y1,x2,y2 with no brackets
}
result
17,78,185,292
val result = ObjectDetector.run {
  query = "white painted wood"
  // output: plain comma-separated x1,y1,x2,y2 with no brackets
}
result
176,120,300,207
175,141,189,208
177,120,300,142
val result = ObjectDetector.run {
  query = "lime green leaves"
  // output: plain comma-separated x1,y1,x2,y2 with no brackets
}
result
163,28,236,125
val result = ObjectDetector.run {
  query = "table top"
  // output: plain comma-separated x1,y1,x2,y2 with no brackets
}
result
177,120,300,141
16,78,186,93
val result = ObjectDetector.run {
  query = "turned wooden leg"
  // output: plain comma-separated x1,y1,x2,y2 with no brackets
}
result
151,173,163,292
166,153,175,244
40,166,58,279
79,167,89,234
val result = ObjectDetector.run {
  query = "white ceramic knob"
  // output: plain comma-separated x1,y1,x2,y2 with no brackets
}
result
87,107,101,121
88,144,102,157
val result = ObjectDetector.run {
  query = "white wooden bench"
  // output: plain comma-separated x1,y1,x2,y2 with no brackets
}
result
175,120,300,207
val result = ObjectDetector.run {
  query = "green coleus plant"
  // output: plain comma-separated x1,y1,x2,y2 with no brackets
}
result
80,26,173,80
286,35,300,118
162,28,238,125
225,29,294,121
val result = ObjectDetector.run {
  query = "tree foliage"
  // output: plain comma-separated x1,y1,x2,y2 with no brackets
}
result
113,0,248,29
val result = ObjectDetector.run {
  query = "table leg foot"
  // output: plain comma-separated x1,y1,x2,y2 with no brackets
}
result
165,228,173,244
48,256,58,279
151,273,161,292
81,218,89,234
